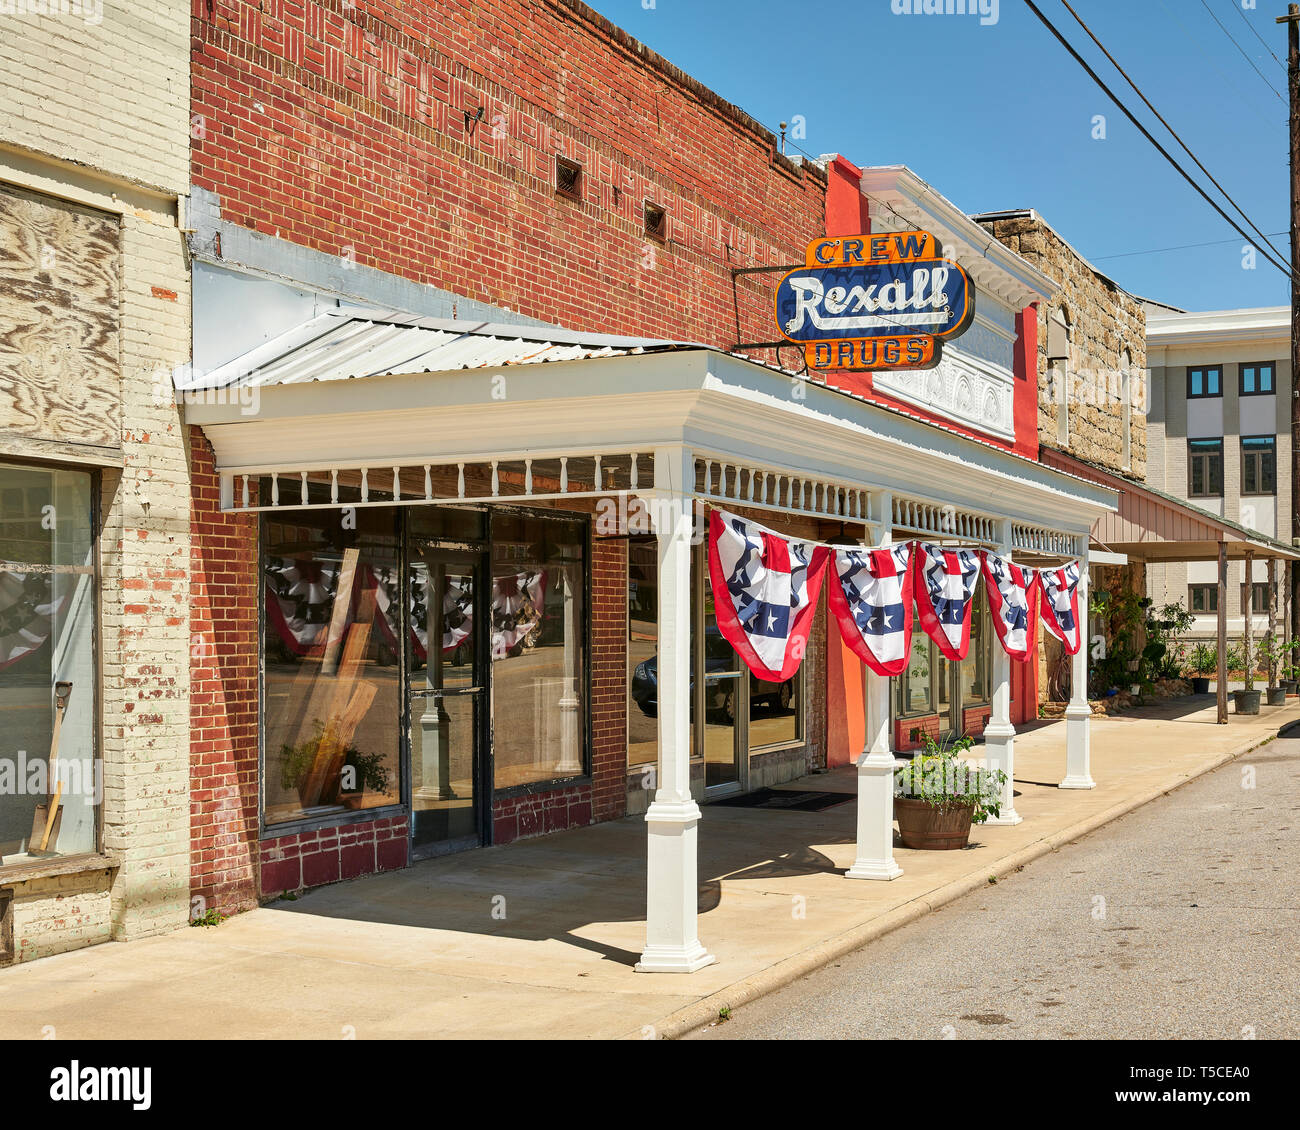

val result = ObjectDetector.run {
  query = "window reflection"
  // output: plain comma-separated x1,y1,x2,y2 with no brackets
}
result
263,501,402,825
490,513,587,789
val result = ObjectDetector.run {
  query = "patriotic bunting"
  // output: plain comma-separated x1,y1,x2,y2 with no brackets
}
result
913,543,982,661
979,551,1040,662
707,509,830,682
1039,562,1083,655
828,544,914,676
698,506,1082,682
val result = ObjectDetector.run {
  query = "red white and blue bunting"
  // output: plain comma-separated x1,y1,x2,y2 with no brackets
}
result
706,508,1081,679
707,509,830,682
1038,562,1083,656
913,543,982,661
828,544,914,676
979,551,1040,663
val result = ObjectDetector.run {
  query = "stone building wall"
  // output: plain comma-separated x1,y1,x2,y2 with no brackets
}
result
977,214,1147,480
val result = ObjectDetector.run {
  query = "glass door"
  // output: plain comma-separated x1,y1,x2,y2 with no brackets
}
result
408,547,487,858
698,548,744,796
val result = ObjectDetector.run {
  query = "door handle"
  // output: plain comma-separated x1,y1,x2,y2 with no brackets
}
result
413,686,483,696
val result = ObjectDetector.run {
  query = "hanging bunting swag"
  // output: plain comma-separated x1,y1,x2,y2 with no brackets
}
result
828,544,915,676
913,543,981,661
1039,561,1083,655
708,509,830,681
980,551,1041,662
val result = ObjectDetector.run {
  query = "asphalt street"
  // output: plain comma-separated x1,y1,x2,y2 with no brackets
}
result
693,736,1300,1040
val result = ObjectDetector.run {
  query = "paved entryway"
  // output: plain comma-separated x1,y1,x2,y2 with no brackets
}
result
0,698,1294,1039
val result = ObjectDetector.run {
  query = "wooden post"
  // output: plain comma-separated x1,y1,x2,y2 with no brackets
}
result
1281,5,1300,643
1268,557,1279,688
1244,549,1255,695
1217,541,1228,724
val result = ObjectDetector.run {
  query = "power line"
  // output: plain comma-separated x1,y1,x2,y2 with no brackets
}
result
1231,0,1286,71
1198,0,1286,102
1155,0,1283,120
1091,232,1288,262
1059,0,1289,268
1021,0,1294,281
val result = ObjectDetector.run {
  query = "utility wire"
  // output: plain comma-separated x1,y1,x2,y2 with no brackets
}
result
1198,0,1286,102
1091,232,1288,262
1059,0,1289,268
1155,0,1283,121
1021,0,1294,282
1231,0,1286,71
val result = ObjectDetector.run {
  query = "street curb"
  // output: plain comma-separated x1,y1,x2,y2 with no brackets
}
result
634,719,1294,1040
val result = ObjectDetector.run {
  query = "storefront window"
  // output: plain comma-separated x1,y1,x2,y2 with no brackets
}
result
961,594,990,706
490,512,587,789
749,668,802,750
0,463,98,863
262,501,403,826
896,640,935,717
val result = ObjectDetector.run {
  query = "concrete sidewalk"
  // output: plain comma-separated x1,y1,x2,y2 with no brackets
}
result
0,696,1294,1040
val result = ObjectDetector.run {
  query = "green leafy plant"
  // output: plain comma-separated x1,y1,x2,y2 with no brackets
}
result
190,909,225,928
894,734,1006,825
278,721,389,796
1183,642,1217,678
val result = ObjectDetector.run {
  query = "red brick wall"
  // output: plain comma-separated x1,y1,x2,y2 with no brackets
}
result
260,815,408,898
189,427,261,916
190,0,826,354
895,707,993,752
590,536,627,822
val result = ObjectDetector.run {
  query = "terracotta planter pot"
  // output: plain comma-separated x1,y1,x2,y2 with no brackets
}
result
1267,687,1287,706
895,796,974,850
1233,690,1261,716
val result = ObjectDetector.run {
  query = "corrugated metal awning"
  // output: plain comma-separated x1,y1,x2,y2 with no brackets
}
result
177,308,698,391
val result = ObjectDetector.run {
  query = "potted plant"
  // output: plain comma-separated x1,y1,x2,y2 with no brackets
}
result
278,722,390,808
1183,642,1216,695
893,734,1006,850
1281,639,1300,695
1233,636,1261,715
1258,632,1287,706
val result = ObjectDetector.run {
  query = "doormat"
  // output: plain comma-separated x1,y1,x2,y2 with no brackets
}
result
711,788,851,812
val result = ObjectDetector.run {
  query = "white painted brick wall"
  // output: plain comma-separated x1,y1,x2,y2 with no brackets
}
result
0,3,189,194
2,3,193,957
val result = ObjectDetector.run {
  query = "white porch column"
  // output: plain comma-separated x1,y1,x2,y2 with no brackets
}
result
982,519,1021,823
1060,542,1095,789
846,490,903,881
637,446,715,973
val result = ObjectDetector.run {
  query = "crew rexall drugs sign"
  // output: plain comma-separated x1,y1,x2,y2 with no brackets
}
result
774,230,975,372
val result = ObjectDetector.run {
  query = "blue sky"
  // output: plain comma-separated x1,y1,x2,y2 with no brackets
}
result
587,0,1293,312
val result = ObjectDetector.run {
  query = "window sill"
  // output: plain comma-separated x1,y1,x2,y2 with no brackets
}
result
0,852,116,886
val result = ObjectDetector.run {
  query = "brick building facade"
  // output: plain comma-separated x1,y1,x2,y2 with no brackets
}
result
1,3,192,962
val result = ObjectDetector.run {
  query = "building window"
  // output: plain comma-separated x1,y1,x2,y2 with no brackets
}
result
490,512,587,789
0,462,99,865
1189,584,1218,613
1187,366,1222,399
643,201,667,241
1188,438,1224,497
555,156,583,202
262,500,404,827
896,641,935,717
1240,362,1275,396
1248,583,1270,613
960,595,991,706
1241,435,1276,495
